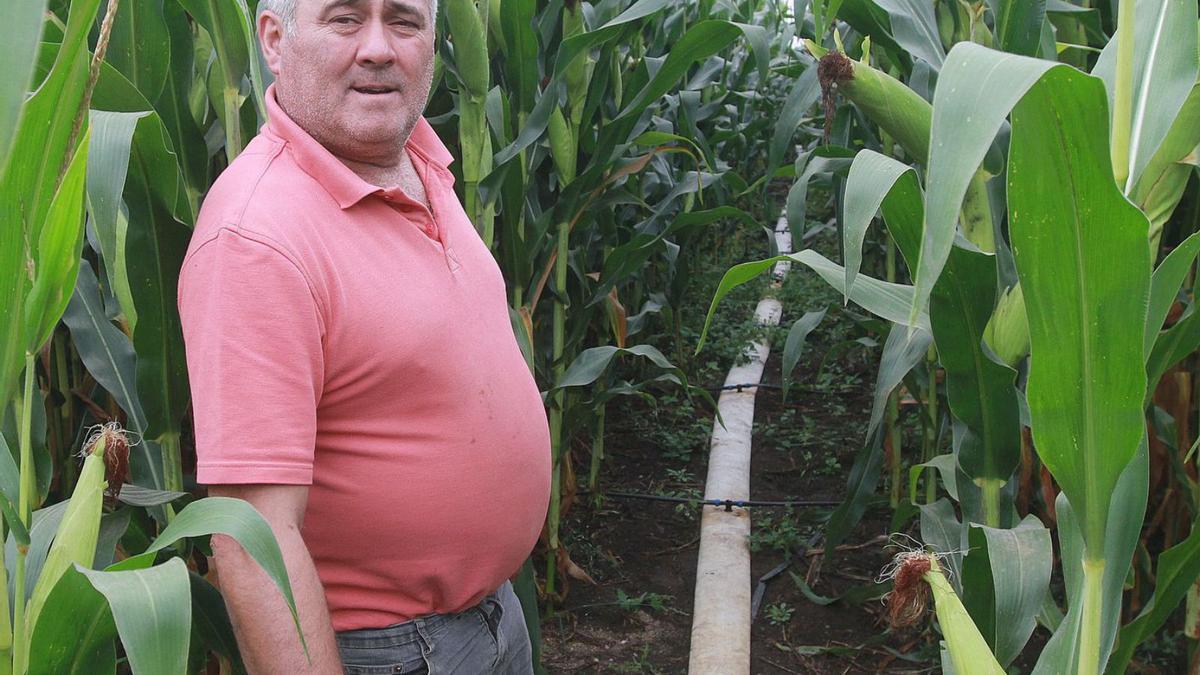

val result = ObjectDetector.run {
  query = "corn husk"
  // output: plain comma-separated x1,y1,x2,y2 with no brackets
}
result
984,283,1029,368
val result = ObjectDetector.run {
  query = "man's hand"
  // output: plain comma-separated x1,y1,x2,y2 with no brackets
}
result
208,484,343,674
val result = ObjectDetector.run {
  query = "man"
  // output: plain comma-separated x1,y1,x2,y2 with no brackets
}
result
176,0,551,672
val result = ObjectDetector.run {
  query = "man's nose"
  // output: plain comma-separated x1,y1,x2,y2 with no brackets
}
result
355,19,395,67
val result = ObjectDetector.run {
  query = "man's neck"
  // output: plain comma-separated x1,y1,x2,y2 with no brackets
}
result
339,148,429,209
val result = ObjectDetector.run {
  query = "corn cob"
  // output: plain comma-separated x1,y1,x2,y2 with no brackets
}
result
983,283,1029,367
809,42,996,253
548,106,575,185
446,0,494,246
885,550,1005,675
24,424,126,643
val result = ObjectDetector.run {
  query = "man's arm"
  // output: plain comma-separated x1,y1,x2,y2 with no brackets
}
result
208,484,343,674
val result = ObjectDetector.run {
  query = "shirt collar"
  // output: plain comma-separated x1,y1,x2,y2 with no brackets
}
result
262,84,454,210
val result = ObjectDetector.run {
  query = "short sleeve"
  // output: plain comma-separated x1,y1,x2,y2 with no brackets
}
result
178,227,325,485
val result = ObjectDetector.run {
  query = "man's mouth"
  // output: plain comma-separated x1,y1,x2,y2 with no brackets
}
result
352,85,398,95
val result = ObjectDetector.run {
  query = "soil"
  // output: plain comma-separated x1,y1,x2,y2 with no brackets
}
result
537,339,924,673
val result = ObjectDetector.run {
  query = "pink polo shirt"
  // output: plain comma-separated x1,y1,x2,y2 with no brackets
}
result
177,86,551,630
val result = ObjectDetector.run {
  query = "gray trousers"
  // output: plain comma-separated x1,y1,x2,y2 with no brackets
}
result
335,580,533,675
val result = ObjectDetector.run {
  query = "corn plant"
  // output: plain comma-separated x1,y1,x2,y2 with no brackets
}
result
706,0,1200,671
0,1,306,672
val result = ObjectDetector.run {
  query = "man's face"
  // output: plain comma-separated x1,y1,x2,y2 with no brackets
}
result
260,0,436,162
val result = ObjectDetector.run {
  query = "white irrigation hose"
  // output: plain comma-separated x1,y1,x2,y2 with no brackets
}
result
688,218,791,674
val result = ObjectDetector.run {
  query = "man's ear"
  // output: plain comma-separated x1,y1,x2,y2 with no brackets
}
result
257,10,285,77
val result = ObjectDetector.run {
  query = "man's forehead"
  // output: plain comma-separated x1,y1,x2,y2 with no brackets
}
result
309,0,429,17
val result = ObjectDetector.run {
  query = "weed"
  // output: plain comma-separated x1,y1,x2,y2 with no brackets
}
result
616,588,673,613
749,511,806,554
765,601,796,626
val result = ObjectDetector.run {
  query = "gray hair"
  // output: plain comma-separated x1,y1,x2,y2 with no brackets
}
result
260,0,439,34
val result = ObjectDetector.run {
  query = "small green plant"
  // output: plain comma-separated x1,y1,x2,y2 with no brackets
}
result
615,588,672,614
765,601,795,626
749,511,805,554
612,644,657,674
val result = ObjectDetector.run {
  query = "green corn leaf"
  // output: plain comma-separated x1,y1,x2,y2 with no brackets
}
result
28,565,116,675
697,250,929,353
143,497,307,655
61,262,153,480
930,245,1021,494
105,0,171,102
911,42,1059,331
1145,230,1200,360
86,110,144,329
987,0,1047,57
0,0,102,411
919,498,966,586
961,517,1053,667
1108,512,1200,673
0,434,29,546
79,558,191,675
1008,64,1150,556
841,149,919,303
766,63,819,187
873,0,946,67
825,324,931,556
24,133,90,354
617,21,755,120
1034,444,1148,674
1133,81,1200,243
782,310,827,401
556,345,684,389
786,147,855,238
0,0,48,179
1091,0,1198,193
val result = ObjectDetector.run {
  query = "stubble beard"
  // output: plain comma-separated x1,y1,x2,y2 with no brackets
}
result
276,58,435,168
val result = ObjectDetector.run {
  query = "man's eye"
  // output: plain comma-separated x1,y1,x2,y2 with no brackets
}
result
331,15,358,25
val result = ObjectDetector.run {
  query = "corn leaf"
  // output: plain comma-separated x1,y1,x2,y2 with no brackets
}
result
697,249,930,352
1108,513,1200,672
153,0,209,199
1034,444,1148,674
61,263,153,477
143,497,306,654
987,0,1047,57
24,134,90,354
1145,230,1200,360
911,42,1058,330
841,149,919,303
766,64,820,186
873,0,946,67
105,0,171,102
79,558,191,675
1008,65,1150,554
961,517,1052,666
825,324,932,555
28,565,116,675
1091,0,1198,192
930,245,1021,489
785,147,854,238
781,310,827,401
0,0,48,178
555,345,684,389
0,0,102,410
